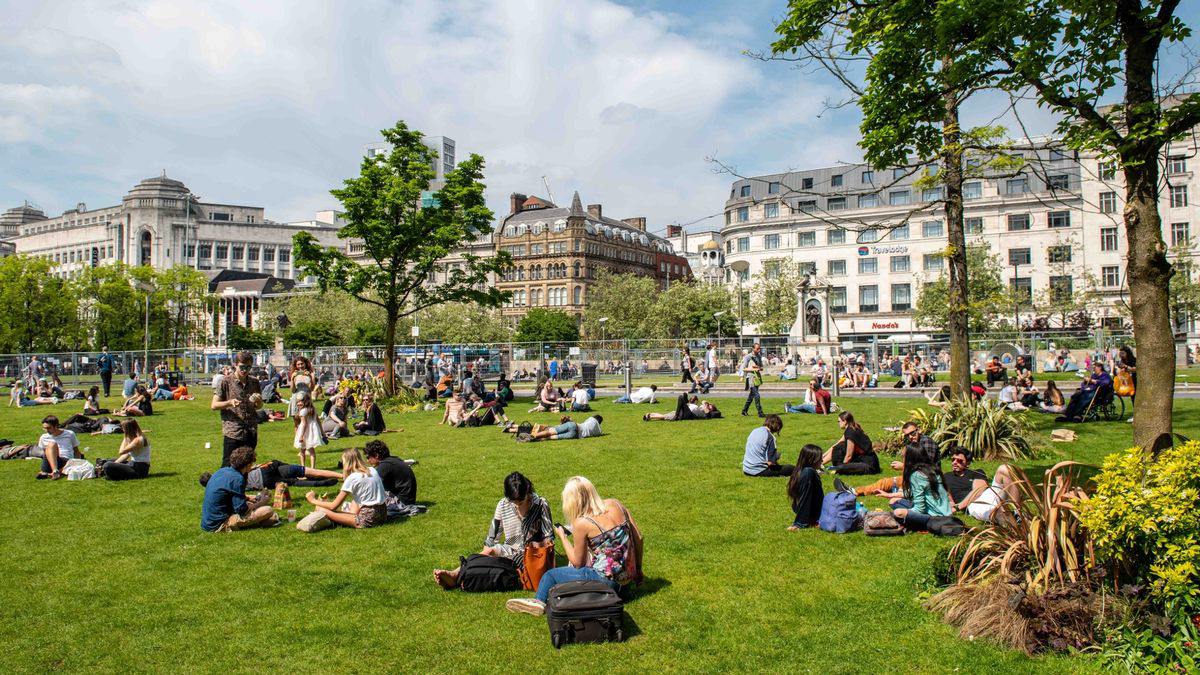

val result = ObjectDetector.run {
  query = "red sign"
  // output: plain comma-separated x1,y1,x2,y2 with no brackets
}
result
871,321,900,330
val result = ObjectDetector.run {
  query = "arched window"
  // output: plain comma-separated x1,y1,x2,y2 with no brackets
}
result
573,261,581,278
573,286,582,305
139,230,152,266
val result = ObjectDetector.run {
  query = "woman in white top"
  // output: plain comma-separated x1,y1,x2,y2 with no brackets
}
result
305,448,387,529
288,356,315,417
105,419,151,481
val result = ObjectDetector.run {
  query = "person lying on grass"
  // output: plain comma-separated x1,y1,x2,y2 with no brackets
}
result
503,414,603,441
642,393,720,421
304,448,388,530
200,446,278,532
786,445,825,531
613,384,657,404
35,415,81,480
506,476,643,617
433,471,553,590
942,447,1019,523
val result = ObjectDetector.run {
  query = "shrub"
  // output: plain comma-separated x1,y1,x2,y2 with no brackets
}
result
226,325,274,351
1079,441,1200,611
908,398,1034,461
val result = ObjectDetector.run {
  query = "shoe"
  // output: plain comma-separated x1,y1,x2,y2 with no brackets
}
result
404,458,419,465
1127,417,1134,423
784,401,792,410
505,598,546,616
1055,416,1067,422
758,413,765,418
740,411,748,417
642,413,650,421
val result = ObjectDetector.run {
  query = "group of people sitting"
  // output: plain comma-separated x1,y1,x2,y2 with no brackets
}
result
529,380,594,413
437,374,603,442
27,414,152,481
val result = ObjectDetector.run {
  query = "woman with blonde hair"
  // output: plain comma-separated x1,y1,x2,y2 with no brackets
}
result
506,476,643,616
304,448,387,529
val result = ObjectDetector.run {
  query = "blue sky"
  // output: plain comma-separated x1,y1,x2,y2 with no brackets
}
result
0,0,1196,237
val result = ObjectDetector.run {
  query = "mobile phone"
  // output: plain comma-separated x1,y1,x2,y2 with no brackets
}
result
555,522,572,535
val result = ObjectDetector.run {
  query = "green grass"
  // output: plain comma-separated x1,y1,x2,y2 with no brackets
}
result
3,391,1196,673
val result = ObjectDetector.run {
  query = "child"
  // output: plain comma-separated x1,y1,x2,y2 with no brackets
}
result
292,391,323,469
304,448,387,529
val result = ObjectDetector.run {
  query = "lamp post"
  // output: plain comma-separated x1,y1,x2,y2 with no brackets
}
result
133,280,155,379
712,310,727,342
1012,260,1022,342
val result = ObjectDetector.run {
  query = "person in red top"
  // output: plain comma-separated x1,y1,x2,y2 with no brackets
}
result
785,380,832,414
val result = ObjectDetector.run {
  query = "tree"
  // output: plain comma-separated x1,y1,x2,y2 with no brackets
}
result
153,265,212,349
580,270,659,340
914,243,1010,333
0,255,79,353
75,263,144,351
973,0,1200,448
743,258,803,335
409,302,511,344
648,281,739,338
283,321,342,350
261,289,388,346
515,308,580,343
226,325,274,351
293,121,508,394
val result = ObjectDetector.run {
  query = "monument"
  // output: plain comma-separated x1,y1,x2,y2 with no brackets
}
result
789,272,839,363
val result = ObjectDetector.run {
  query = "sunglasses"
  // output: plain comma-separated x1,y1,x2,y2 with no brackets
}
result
237,365,250,371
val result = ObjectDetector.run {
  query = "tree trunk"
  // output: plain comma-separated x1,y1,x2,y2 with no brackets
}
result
384,310,397,397
941,63,971,398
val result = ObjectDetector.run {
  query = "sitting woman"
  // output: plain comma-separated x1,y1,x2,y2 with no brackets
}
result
84,386,109,415
355,392,385,436
432,472,554,590
925,384,952,408
304,448,388,530
171,379,194,401
889,445,952,531
104,419,151,481
642,393,719,421
321,393,350,438
506,476,643,616
786,445,825,531
528,381,564,413
1039,380,1066,414
823,411,880,475
114,385,152,417
152,376,173,400
997,378,1027,410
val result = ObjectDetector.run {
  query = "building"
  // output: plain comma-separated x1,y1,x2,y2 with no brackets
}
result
494,191,689,327
716,137,1200,344
1,174,342,280
210,269,296,341
364,135,456,208
666,224,725,285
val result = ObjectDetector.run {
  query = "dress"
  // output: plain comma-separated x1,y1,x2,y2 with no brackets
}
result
288,371,313,417
293,408,324,450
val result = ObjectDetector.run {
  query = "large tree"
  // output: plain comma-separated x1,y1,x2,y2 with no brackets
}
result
294,121,509,394
743,258,804,335
76,263,144,351
410,302,511,344
972,0,1199,449
648,281,739,339
579,270,659,341
0,256,79,353
515,308,580,343
153,265,211,349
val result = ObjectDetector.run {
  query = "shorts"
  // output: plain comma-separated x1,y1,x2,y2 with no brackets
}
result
967,481,1004,522
553,422,579,439
354,503,387,529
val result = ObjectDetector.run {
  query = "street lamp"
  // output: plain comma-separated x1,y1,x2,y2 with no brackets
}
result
1011,260,1022,339
133,279,155,379
712,310,727,341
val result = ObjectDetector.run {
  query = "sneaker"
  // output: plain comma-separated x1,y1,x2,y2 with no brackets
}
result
1127,417,1134,423
505,598,546,616
740,411,749,417
784,401,792,410
758,413,765,418
404,458,419,465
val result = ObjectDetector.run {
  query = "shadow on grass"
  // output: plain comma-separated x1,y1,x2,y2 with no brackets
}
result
141,472,180,479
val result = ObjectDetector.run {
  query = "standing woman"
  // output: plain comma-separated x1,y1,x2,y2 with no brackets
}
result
680,346,698,394
288,356,315,418
104,419,151,481
304,448,387,530
1118,344,1137,409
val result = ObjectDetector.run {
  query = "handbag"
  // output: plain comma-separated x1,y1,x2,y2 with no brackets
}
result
1113,370,1135,397
273,482,292,510
519,542,554,591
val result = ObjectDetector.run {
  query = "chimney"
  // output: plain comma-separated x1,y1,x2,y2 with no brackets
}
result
509,193,528,216
587,203,602,220
622,217,647,232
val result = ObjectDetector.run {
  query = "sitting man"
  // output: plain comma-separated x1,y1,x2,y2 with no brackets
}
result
613,384,657,404
1058,362,1113,422
1013,355,1034,389
440,388,469,427
35,415,81,480
784,379,832,414
943,447,1020,523
985,356,1007,387
569,382,591,412
742,414,792,477
643,393,720,421
200,446,279,532
363,440,421,518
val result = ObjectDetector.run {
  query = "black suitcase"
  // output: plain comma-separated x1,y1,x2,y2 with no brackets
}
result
545,580,626,648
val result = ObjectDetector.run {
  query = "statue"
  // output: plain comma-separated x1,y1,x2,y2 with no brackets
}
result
805,302,822,338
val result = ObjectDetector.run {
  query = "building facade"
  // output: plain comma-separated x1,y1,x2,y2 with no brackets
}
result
710,138,1200,344
494,191,689,327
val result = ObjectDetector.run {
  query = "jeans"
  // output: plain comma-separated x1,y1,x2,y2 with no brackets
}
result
786,403,817,413
889,498,930,530
535,566,614,602
614,395,632,404
222,430,258,468
104,461,150,481
100,371,112,397
742,384,762,415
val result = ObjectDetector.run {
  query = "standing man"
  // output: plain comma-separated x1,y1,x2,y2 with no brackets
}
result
24,355,43,389
706,341,719,384
740,342,764,418
97,346,115,398
211,351,262,467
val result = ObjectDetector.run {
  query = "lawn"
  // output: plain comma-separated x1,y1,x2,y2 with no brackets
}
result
3,391,1195,673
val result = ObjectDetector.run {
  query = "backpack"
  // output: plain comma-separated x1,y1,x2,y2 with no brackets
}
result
515,421,533,435
818,487,861,533
926,516,967,537
863,510,905,536
465,414,482,428
457,554,521,593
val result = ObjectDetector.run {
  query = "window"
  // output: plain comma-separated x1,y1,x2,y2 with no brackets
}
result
858,194,878,208
1102,266,1120,287
1050,275,1073,303
737,268,750,282
1048,245,1072,263
891,283,912,311
963,182,982,200
1172,222,1190,246
890,255,910,273
530,244,545,255
890,224,909,240
1006,178,1029,194
210,212,231,221
1099,161,1117,180
862,170,874,183
1048,211,1071,228
828,229,846,245
725,212,731,225
1047,174,1070,190
860,227,880,242
764,203,779,218
247,246,259,261
830,287,847,313
1100,227,1119,251
1050,148,1071,162
826,197,846,211
859,285,879,312
764,233,781,249
797,200,816,213
247,215,255,223
768,181,781,194
798,231,817,247
1011,277,1032,304
889,190,911,206
263,247,275,262
965,217,983,234
831,174,843,187
573,286,582,305
185,244,196,259
802,177,814,190
1168,156,1188,174
828,259,847,276
739,185,750,198
737,237,750,252
1099,191,1118,213
736,206,749,222
215,244,228,259
279,249,290,263
1170,184,1188,208
1008,248,1031,266
858,257,878,274
799,261,817,275
923,254,944,272
893,167,907,180
529,288,542,306
1007,214,1031,231
922,220,944,238
764,261,780,280
922,187,942,202
231,246,243,261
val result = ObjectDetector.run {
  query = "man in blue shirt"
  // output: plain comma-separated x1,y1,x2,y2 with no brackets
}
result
97,346,115,398
1059,362,1114,423
742,415,792,476
200,446,278,532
